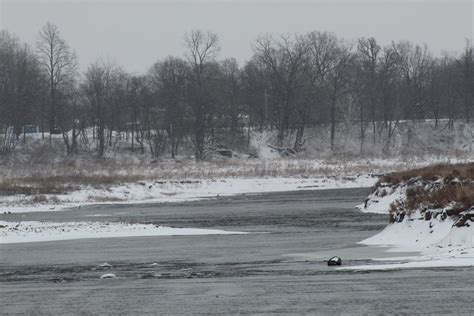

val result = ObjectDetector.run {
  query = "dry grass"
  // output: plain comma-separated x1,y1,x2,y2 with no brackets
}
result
0,172,147,196
385,163,474,215
30,195,48,204
0,158,344,195
87,195,126,202
403,185,474,215
379,162,474,185
30,194,60,204
0,156,472,196
0,182,78,195
430,186,474,213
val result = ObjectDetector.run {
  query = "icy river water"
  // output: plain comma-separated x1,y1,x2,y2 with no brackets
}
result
1,188,473,314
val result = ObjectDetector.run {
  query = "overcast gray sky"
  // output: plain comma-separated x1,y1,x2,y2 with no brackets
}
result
0,0,472,73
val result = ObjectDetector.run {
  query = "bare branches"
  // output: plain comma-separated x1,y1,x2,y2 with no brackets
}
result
36,22,77,150
148,57,189,158
82,59,122,157
252,33,312,148
183,30,221,160
0,30,43,145
37,22,77,90
393,41,433,119
1,25,473,160
184,30,220,76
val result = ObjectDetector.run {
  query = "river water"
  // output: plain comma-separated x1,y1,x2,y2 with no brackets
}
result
1,188,472,314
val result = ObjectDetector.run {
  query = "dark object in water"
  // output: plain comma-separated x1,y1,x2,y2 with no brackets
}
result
327,256,342,266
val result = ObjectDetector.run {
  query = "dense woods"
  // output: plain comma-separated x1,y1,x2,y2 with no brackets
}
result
0,23,473,158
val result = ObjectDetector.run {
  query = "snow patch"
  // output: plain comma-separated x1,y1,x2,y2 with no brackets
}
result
357,183,405,214
362,211,455,250
340,210,474,270
100,273,117,279
0,220,247,244
339,256,473,271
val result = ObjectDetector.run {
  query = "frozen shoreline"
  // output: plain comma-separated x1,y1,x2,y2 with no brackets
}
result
0,220,247,244
338,223,474,271
0,174,378,214
344,172,474,270
0,174,376,245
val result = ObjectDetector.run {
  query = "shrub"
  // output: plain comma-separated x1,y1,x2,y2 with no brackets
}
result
31,195,48,204
382,163,474,215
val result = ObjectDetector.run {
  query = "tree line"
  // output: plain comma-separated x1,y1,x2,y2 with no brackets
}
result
0,22,472,158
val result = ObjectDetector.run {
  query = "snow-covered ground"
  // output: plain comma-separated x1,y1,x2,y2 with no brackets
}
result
2,120,472,214
0,220,246,244
9,120,473,161
356,182,406,215
252,120,474,157
1,174,378,214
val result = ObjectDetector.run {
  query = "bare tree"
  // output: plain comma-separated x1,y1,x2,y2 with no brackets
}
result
0,30,44,147
60,87,82,155
253,34,310,150
36,22,77,146
306,31,340,149
149,57,189,158
325,40,354,151
357,37,380,143
439,55,461,129
378,45,401,126
83,60,119,157
219,58,246,147
241,59,268,131
395,41,432,120
184,30,220,160
427,58,443,128
457,40,473,123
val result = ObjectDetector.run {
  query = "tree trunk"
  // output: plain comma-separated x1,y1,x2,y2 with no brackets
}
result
359,100,365,154
293,109,306,152
98,124,105,157
330,97,336,151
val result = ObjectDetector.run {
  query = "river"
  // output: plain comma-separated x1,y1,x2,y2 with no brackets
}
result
1,188,472,314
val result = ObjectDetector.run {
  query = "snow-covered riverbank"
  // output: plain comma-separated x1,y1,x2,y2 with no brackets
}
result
339,211,473,270
0,174,378,244
0,174,377,214
0,220,246,244
347,165,474,270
